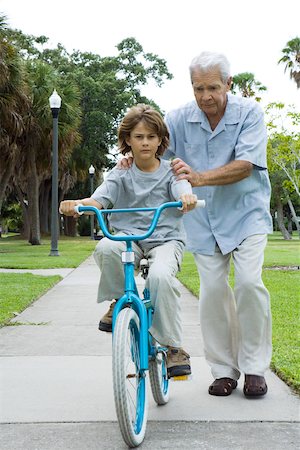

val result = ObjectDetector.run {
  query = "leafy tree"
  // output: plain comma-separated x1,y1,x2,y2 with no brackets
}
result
46,37,173,179
278,37,300,88
231,72,267,102
1,27,173,242
266,103,300,238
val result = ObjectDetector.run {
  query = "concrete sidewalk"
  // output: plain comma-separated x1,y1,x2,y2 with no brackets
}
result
0,256,299,449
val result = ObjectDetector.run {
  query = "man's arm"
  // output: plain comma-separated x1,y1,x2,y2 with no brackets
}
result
172,159,253,187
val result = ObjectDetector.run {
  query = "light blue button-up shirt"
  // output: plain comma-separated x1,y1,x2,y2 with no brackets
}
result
164,94,273,255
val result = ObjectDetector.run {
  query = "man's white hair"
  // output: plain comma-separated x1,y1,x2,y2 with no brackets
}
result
189,51,231,83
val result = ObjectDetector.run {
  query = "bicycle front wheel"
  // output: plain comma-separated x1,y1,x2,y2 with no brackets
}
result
112,308,147,447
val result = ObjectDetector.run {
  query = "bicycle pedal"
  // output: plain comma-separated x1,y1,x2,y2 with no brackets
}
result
172,375,192,381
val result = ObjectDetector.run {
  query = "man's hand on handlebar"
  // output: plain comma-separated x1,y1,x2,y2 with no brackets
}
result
179,194,198,213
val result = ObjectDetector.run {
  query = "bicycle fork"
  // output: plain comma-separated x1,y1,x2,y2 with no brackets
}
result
112,241,149,370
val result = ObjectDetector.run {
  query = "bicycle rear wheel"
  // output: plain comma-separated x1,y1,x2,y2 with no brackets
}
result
112,308,147,447
149,340,169,405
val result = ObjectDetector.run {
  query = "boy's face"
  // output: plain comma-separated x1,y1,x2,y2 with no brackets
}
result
125,121,161,164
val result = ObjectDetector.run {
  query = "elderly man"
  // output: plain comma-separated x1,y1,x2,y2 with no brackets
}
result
165,51,273,397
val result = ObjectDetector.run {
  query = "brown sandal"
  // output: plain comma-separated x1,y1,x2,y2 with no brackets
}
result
243,375,268,397
208,377,238,396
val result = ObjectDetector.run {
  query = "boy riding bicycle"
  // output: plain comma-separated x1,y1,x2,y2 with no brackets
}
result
59,104,197,377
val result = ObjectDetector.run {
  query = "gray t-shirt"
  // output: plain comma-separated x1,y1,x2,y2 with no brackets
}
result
91,159,192,249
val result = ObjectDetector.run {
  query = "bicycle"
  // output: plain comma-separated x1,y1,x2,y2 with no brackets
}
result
75,199,205,447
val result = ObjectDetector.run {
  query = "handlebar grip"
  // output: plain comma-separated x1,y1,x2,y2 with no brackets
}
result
178,199,206,210
196,199,206,208
74,204,84,215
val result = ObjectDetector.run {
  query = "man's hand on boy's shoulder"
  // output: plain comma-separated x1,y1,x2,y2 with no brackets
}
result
179,194,198,213
117,153,133,169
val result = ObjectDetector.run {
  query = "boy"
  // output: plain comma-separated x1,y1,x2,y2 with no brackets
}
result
59,104,197,377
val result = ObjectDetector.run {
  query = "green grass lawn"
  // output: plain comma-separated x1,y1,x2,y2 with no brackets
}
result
0,273,61,325
0,235,97,269
263,233,300,267
0,235,97,326
263,271,300,393
177,237,300,394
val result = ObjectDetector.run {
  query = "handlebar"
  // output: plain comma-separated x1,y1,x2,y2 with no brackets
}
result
74,200,205,242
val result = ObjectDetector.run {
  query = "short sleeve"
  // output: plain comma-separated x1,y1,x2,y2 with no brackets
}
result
91,169,121,208
234,103,268,169
164,113,176,160
170,178,193,200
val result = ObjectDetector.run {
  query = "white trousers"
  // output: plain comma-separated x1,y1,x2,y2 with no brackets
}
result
193,234,272,380
93,238,184,347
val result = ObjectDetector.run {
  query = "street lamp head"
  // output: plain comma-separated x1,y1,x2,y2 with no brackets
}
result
49,90,61,119
49,89,62,110
89,164,95,176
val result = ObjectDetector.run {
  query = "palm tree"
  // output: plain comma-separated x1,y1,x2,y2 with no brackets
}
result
15,60,81,244
231,72,267,102
0,15,29,212
278,37,300,88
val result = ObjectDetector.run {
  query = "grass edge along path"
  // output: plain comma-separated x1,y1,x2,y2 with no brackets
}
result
0,273,61,326
0,236,97,327
178,251,300,395
0,235,97,269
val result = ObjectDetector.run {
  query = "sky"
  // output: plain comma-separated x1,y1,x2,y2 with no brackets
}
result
1,0,300,113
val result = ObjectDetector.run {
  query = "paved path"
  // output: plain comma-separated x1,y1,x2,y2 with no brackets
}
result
0,256,299,449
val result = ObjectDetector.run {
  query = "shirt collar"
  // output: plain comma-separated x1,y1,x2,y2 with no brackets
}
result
187,94,240,127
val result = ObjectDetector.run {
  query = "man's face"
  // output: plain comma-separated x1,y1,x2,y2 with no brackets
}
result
191,68,232,121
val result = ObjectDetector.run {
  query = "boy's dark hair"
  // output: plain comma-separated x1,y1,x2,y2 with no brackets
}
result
118,104,170,156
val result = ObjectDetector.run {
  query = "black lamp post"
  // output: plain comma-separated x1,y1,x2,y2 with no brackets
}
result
49,89,61,256
89,164,95,239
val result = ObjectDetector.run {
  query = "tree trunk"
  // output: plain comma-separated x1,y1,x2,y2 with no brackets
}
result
286,195,300,238
27,153,41,245
276,198,292,240
14,184,30,239
63,216,77,237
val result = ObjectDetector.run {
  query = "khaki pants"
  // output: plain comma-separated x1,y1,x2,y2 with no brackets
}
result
193,234,272,380
93,238,184,347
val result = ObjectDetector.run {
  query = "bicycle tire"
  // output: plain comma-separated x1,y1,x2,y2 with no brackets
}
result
149,341,170,405
112,308,147,447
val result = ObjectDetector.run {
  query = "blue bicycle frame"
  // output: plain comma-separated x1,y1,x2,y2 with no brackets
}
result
76,200,183,371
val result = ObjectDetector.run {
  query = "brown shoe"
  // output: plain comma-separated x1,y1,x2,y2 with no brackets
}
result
98,301,116,332
243,375,268,397
167,347,191,378
208,378,238,396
